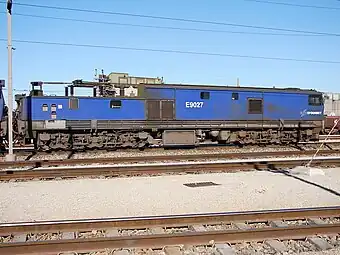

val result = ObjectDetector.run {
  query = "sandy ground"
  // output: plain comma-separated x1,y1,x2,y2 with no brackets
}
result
1,167,340,222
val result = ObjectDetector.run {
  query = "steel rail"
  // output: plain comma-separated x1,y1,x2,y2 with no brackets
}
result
320,135,340,139
1,224,340,255
0,149,340,170
0,206,340,254
1,156,340,181
1,206,339,235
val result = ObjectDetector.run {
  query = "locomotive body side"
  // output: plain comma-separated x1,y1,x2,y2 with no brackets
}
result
26,96,145,121
163,87,323,121
144,84,323,145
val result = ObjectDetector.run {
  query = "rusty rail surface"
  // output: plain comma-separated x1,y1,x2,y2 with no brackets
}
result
0,149,339,170
0,206,340,254
1,206,339,234
320,135,340,139
1,156,340,181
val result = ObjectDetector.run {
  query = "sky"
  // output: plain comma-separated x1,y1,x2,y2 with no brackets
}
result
0,0,340,98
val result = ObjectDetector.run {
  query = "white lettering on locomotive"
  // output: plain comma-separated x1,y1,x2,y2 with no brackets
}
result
185,102,204,108
300,109,322,117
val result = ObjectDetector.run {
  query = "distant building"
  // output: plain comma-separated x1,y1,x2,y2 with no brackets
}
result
323,92,340,116
107,72,163,85
104,72,163,97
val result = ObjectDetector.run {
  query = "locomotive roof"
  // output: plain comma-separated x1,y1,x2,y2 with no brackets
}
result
142,83,322,94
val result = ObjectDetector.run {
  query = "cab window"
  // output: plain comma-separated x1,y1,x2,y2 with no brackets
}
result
308,95,323,106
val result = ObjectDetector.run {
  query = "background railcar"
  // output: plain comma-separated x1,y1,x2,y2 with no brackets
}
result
324,116,340,134
15,80,324,150
323,92,340,134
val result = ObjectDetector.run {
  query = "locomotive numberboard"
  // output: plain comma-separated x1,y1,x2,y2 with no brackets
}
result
185,101,204,108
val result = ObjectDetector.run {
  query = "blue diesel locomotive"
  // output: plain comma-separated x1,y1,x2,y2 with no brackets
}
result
13,80,324,150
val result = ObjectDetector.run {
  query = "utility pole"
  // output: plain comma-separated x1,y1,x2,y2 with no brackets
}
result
6,0,15,161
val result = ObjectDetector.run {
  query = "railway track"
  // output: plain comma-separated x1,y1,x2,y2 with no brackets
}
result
320,135,340,140
1,155,340,181
0,148,340,170
0,206,339,254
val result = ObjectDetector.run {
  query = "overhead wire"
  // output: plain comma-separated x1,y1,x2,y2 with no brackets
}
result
0,38,339,64
1,1,340,37
0,2,338,65
243,0,340,10
0,11,327,37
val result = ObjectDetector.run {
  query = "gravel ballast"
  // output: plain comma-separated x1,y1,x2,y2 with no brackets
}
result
1,168,340,222
299,249,340,255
